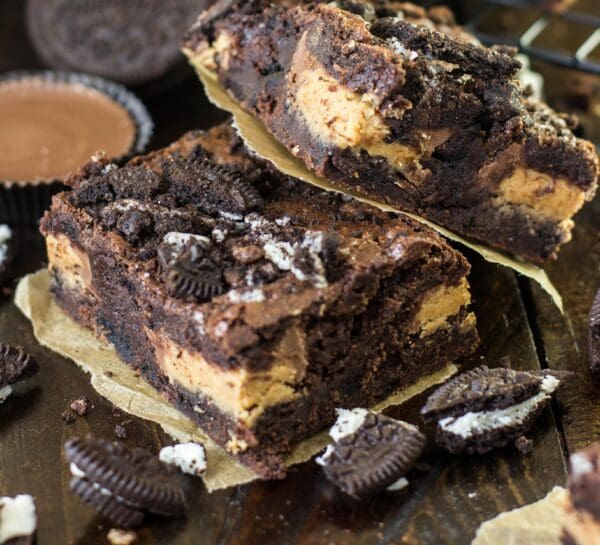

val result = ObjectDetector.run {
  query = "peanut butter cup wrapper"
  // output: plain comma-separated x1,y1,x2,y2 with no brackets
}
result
0,71,153,224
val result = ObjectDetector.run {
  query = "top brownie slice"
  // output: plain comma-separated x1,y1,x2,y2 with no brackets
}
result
183,0,599,263
41,122,477,477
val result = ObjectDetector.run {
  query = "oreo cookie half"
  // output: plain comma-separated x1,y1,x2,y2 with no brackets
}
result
316,409,425,498
421,365,568,454
589,289,600,383
64,437,186,528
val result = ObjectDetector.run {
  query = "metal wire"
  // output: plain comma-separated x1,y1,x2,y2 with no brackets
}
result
465,0,600,74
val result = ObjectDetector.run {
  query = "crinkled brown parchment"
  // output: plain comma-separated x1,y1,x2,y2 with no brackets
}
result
15,270,456,492
471,487,567,545
186,51,563,313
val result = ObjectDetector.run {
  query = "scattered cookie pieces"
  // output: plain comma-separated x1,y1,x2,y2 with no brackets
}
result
64,436,186,528
421,366,568,454
107,528,138,545
316,408,425,498
70,398,89,416
159,442,207,477
0,495,36,545
589,289,600,383
514,436,533,455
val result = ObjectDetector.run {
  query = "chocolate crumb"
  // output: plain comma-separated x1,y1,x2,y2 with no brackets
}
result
70,398,89,416
514,436,533,454
104,370,114,378
114,424,127,440
62,410,76,424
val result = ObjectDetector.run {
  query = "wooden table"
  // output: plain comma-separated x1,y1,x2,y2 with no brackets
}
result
1,3,599,544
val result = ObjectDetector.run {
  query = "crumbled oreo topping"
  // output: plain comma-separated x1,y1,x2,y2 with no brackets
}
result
0,344,38,389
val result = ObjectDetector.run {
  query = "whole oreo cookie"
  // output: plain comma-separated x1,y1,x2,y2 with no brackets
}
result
26,0,209,87
64,437,186,528
589,289,600,383
421,365,569,454
316,409,425,498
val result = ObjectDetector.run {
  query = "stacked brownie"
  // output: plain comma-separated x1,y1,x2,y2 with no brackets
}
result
40,123,478,477
183,0,598,262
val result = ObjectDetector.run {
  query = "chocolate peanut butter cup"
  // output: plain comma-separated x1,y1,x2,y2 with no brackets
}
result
0,71,152,223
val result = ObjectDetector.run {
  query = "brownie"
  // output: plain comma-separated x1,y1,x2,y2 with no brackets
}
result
40,121,478,478
183,0,599,263
562,443,600,545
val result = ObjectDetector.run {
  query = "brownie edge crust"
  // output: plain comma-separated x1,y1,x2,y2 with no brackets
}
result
40,122,478,478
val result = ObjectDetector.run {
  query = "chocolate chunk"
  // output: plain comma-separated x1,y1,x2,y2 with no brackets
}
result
116,209,154,244
589,289,600,383
317,409,425,498
422,365,568,454
0,344,38,389
64,437,186,528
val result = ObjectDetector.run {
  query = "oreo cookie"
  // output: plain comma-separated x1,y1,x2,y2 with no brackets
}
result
0,225,14,285
589,289,600,383
421,365,568,454
26,0,209,88
316,409,425,498
64,437,186,528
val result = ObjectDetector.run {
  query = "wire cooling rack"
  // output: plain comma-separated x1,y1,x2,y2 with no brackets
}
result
465,0,600,74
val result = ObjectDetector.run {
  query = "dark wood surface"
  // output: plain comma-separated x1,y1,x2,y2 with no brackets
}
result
1,2,598,544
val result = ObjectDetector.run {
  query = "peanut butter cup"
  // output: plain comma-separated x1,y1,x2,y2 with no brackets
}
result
0,72,152,223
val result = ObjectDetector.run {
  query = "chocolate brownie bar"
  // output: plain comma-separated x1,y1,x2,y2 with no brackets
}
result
562,443,600,545
40,122,478,478
183,0,599,263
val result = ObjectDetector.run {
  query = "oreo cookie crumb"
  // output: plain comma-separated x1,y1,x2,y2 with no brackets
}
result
62,410,76,424
316,409,425,498
0,344,38,389
64,436,186,528
70,398,89,416
514,436,533,454
107,528,138,545
589,289,600,383
114,425,127,440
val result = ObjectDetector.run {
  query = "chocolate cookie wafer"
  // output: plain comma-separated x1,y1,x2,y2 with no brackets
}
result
316,409,425,498
0,344,38,405
421,365,568,454
64,437,186,528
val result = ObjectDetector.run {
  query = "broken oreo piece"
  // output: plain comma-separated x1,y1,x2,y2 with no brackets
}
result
589,289,600,383
64,437,186,528
0,344,38,404
421,365,568,454
316,408,425,499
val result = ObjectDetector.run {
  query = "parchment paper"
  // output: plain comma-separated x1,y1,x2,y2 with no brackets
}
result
471,487,567,545
185,51,563,313
15,270,456,492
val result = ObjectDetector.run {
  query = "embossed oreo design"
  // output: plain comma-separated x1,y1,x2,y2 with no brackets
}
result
64,437,186,528
422,365,568,454
316,409,425,498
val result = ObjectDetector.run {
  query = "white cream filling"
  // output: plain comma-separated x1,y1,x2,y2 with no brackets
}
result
0,386,12,404
439,375,560,439
163,232,211,253
159,443,207,477
329,408,369,442
570,452,595,478
0,225,12,266
69,464,113,498
0,495,36,543
387,477,409,491
227,289,266,304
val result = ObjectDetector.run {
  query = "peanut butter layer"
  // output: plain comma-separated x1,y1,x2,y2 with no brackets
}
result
185,0,599,262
